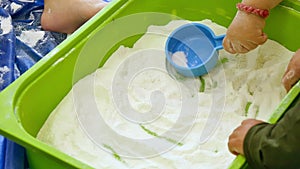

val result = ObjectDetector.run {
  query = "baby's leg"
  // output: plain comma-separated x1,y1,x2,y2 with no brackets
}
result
41,0,107,34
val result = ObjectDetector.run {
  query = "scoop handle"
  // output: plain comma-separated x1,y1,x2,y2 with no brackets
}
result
214,34,225,50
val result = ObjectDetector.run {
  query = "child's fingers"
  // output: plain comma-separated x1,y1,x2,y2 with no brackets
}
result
282,70,298,92
223,38,236,54
223,36,266,54
282,49,300,92
232,42,249,54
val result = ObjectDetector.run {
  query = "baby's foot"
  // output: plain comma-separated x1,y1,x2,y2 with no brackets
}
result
41,0,107,34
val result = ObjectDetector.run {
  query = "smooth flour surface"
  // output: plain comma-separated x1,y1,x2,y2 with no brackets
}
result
37,20,293,169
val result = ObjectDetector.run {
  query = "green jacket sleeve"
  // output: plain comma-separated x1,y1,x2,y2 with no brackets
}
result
244,95,300,169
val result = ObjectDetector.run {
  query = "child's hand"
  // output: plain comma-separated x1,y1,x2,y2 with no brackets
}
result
228,119,264,155
282,49,300,92
223,11,268,54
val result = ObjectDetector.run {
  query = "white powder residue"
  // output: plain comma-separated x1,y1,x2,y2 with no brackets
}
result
10,2,23,13
47,8,52,14
0,16,13,35
37,20,293,169
18,31,45,47
172,51,188,67
17,0,34,2
0,66,10,84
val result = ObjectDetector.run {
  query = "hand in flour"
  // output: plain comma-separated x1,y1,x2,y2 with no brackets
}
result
223,0,283,54
228,119,264,155
223,11,267,54
282,49,300,92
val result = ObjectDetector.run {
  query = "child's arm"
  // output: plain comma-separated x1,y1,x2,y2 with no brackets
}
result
243,96,300,168
242,0,283,10
222,0,283,54
228,95,300,168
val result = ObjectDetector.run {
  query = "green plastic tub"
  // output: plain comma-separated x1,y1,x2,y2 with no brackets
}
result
0,0,300,168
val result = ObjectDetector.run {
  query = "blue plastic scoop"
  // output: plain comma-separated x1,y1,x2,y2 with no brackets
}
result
165,23,225,77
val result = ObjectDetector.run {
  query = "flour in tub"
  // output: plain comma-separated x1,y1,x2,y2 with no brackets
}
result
37,19,293,168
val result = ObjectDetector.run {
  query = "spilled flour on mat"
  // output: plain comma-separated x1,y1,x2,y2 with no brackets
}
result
19,31,45,47
10,2,23,13
0,16,13,34
37,19,293,169
0,66,10,85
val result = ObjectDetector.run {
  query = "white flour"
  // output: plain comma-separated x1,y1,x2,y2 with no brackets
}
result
0,66,10,85
17,0,34,2
37,20,293,169
172,51,188,67
18,31,45,47
0,16,13,35
10,2,23,13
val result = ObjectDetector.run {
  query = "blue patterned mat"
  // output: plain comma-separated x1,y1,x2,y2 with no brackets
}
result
0,0,66,168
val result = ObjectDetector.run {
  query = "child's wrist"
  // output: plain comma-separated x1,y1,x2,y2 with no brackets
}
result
236,3,269,18
241,0,283,10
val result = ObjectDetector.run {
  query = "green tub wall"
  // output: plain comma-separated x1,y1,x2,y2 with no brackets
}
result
0,0,299,168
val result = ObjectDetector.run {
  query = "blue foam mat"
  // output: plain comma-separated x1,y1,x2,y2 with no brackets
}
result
0,0,67,168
